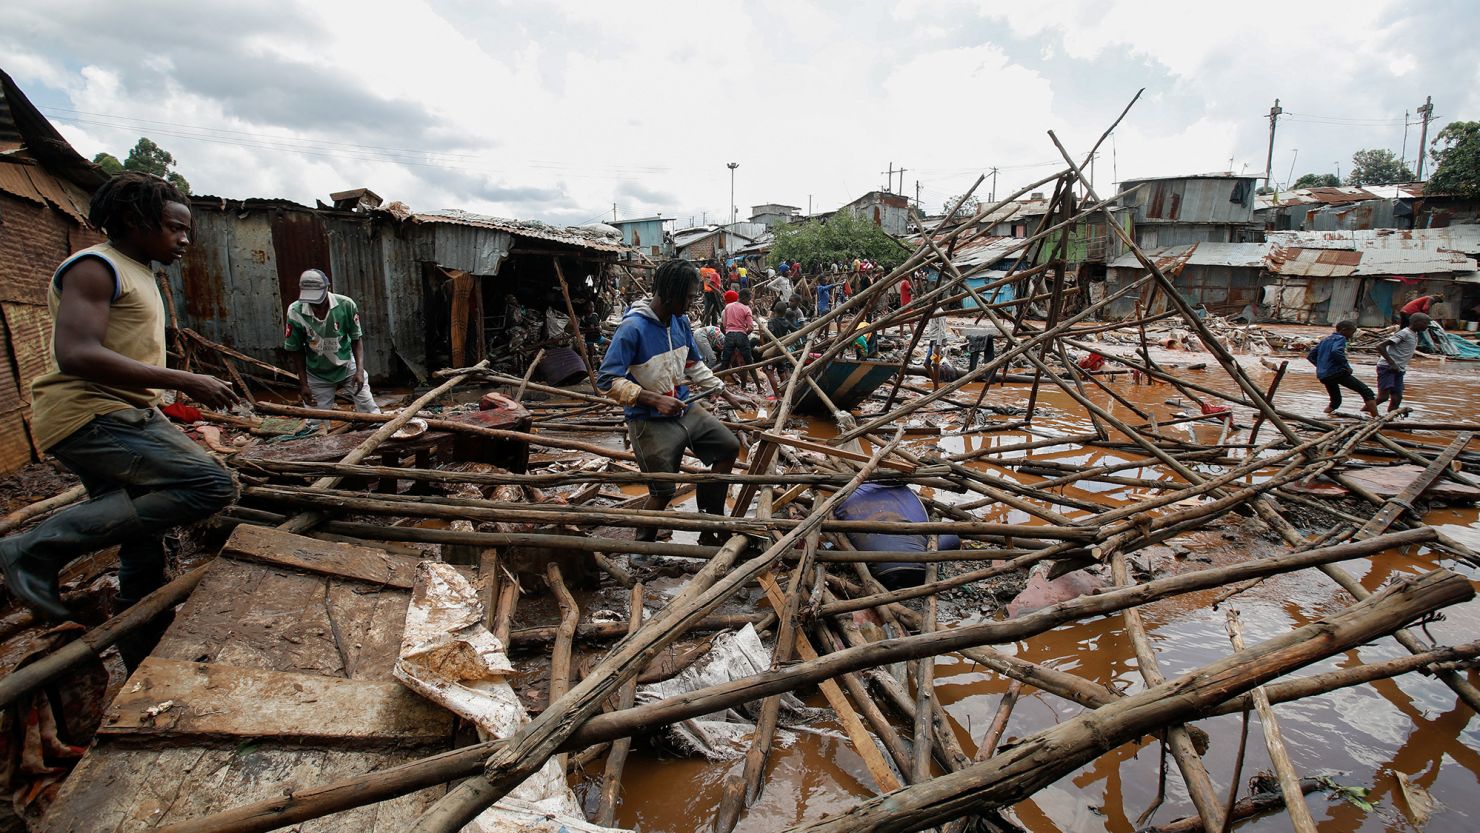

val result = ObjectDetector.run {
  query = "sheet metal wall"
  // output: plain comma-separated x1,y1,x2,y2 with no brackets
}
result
164,204,430,382
1120,177,1257,225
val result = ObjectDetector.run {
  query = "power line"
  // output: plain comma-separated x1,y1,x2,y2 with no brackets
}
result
44,108,675,180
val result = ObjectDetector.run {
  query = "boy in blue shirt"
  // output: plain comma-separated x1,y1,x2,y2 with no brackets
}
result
598,260,748,545
1309,320,1377,417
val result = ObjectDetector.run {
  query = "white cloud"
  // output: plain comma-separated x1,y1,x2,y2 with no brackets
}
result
4,0,1474,223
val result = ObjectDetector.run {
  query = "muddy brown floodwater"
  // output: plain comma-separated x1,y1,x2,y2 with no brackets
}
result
602,346,1480,833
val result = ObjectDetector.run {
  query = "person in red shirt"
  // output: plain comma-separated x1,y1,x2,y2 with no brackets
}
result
699,264,724,325
720,289,773,395
1399,293,1440,328
897,275,914,333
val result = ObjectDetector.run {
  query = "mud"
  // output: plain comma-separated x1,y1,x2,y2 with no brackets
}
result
598,325,1480,833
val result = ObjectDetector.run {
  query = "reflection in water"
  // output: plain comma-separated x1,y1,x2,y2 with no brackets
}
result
596,358,1480,832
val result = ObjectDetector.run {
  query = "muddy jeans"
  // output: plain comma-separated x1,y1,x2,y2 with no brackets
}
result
627,405,740,507
38,407,238,598
308,360,380,413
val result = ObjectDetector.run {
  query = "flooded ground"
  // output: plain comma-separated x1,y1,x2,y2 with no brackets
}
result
607,330,1480,833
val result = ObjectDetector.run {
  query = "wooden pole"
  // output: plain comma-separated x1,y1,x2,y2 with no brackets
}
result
550,257,601,393
911,562,938,784
1225,608,1319,833
1112,552,1225,833
594,582,642,828
545,562,578,773
777,569,1471,833
156,530,1450,833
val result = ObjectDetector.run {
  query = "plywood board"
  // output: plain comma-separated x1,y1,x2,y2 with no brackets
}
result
99,658,452,743
223,523,424,589
153,558,410,681
39,742,447,833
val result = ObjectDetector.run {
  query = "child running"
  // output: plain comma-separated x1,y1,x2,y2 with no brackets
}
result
1309,320,1378,417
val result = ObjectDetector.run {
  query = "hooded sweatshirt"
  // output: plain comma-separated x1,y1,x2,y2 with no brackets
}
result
598,299,722,420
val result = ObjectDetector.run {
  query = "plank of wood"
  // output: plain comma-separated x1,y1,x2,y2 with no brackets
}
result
757,572,901,793
759,432,916,474
154,559,410,681
1343,463,1480,503
100,658,453,743
1356,433,1474,539
223,524,424,589
38,742,447,833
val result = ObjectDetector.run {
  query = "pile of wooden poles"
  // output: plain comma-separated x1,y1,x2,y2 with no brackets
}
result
4,91,1479,833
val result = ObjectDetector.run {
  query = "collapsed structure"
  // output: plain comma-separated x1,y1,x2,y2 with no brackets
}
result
0,77,1479,833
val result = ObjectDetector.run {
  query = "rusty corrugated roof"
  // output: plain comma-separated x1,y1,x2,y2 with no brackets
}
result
414,209,629,254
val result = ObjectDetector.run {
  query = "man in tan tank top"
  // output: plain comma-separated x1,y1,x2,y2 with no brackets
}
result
1,173,239,663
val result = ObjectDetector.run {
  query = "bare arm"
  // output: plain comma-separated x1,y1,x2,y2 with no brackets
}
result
290,352,311,403
351,338,367,392
54,259,238,409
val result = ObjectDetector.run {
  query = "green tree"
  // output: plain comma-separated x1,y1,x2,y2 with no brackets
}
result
1426,120,1480,197
942,194,981,221
1291,172,1340,189
1346,148,1413,187
92,137,191,193
770,209,900,270
92,152,125,176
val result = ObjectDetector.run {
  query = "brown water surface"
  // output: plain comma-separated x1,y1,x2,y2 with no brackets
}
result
607,347,1480,833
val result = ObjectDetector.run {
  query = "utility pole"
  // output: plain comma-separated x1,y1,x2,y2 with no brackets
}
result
896,166,907,195
1401,110,1410,172
726,162,739,228
881,162,894,193
613,203,617,222
989,167,999,203
1263,98,1282,187
914,180,921,211
807,194,812,215
1415,95,1434,180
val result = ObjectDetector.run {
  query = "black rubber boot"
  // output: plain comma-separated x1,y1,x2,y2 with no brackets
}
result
114,594,175,673
0,491,139,623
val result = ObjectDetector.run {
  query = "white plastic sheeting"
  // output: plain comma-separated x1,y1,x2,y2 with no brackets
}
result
394,562,628,833
633,624,817,761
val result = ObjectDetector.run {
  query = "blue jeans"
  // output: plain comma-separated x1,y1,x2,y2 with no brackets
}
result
31,407,237,599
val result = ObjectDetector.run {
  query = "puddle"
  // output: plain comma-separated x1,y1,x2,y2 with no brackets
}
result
599,342,1480,832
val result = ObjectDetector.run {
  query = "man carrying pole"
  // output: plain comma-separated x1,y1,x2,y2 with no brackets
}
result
597,260,750,546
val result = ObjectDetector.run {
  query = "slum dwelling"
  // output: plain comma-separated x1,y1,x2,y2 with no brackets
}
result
1,88,1479,833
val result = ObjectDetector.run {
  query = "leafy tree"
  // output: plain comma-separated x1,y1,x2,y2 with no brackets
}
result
1346,148,1413,187
942,194,982,221
92,152,124,176
1291,173,1340,189
92,137,191,194
770,209,900,270
1426,120,1480,197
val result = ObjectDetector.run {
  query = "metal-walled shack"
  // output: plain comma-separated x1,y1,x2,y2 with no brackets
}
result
162,201,628,385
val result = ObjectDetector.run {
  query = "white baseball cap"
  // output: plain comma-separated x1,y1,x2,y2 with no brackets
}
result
299,269,329,303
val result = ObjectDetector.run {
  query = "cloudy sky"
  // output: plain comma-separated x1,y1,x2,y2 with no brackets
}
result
4,0,1473,228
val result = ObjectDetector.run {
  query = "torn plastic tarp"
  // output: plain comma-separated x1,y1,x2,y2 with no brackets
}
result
394,562,628,833
633,624,820,760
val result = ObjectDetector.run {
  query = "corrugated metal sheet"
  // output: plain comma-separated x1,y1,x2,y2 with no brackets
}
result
0,160,45,204
166,208,287,364
1120,176,1256,225
415,209,628,254
2,302,53,406
1109,242,1271,270
1267,227,1480,254
428,222,512,276
0,317,30,471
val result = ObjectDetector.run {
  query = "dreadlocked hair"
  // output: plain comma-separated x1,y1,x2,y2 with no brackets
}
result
653,259,700,308
88,172,188,236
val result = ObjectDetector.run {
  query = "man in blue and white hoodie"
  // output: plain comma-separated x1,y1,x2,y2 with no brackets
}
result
598,260,749,546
